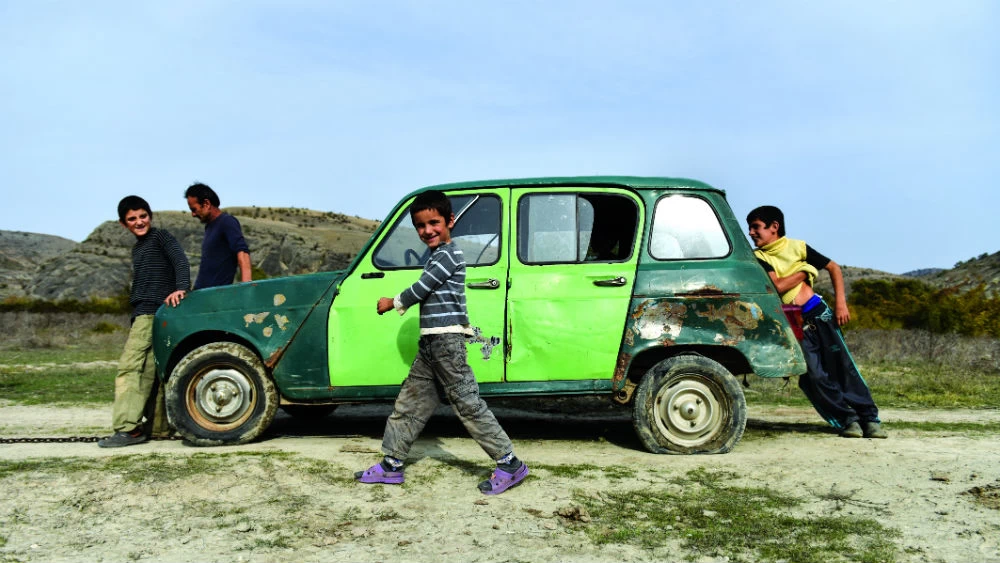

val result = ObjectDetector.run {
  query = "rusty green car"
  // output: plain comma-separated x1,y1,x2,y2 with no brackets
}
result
154,176,806,453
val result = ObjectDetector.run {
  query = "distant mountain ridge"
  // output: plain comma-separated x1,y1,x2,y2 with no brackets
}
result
923,251,1000,295
1,211,997,301
0,207,379,301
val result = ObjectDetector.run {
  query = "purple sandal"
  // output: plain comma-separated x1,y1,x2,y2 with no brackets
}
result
480,462,529,495
355,463,405,485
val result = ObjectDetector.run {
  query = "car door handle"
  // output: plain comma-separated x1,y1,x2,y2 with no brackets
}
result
361,272,385,279
593,276,627,287
467,278,500,289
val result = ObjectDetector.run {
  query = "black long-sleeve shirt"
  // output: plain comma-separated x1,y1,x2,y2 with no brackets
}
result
130,228,191,318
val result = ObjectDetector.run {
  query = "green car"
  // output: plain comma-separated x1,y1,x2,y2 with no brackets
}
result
154,176,806,454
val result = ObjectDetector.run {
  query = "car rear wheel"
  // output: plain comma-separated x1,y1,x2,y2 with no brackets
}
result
632,355,746,454
166,342,278,446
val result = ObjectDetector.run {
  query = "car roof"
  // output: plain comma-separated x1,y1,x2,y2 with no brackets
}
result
416,176,724,195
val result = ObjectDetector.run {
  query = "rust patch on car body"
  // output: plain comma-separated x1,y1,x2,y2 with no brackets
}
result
612,352,632,385
626,300,687,346
695,301,762,340
265,345,287,369
243,312,270,327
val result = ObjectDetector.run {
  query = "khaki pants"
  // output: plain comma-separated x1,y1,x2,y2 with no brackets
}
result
111,315,169,435
382,334,513,461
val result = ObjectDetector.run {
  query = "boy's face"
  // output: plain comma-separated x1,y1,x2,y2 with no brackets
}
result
748,219,780,248
121,208,152,238
411,208,454,249
187,196,214,224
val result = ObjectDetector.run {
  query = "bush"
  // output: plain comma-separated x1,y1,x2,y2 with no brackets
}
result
850,279,1000,338
0,294,130,315
91,321,120,334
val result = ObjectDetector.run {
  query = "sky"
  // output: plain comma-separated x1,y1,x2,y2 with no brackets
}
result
2,1,997,274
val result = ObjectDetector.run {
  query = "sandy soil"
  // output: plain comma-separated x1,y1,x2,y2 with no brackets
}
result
1,400,999,563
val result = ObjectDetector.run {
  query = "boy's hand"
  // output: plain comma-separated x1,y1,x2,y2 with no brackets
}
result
835,300,851,326
165,290,186,308
377,297,394,315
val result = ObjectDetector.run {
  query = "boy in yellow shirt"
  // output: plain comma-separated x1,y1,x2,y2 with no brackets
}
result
747,206,886,439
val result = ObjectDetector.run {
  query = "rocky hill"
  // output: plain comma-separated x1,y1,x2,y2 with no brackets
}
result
9,207,379,301
923,251,1000,295
808,256,999,299
812,265,901,298
0,231,78,298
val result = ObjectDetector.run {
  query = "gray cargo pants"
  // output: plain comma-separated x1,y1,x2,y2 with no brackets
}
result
382,333,513,461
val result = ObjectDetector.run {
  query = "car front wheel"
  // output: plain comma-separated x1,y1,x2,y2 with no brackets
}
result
632,355,746,454
166,342,278,446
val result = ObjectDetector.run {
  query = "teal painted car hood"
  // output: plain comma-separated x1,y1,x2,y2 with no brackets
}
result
153,271,344,376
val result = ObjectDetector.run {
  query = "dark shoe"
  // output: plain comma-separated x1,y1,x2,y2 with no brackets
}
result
840,421,863,438
863,421,888,439
98,430,149,448
355,462,404,484
479,462,529,495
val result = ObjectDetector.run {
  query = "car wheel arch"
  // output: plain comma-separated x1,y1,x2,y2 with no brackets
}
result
623,344,753,397
164,331,262,382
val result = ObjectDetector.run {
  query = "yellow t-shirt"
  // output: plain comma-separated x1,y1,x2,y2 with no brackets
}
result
753,237,819,304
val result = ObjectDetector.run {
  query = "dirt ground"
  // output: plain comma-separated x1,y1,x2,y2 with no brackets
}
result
1,400,999,563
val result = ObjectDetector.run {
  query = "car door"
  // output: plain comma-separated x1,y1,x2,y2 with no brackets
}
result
328,190,507,387
505,187,643,382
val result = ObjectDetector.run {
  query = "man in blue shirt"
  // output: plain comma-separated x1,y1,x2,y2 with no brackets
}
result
185,183,252,289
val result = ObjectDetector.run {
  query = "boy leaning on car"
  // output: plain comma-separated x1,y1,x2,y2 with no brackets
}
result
747,205,886,439
355,190,529,495
98,196,190,448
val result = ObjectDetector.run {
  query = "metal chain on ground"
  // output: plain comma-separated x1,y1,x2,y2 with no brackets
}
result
0,435,183,444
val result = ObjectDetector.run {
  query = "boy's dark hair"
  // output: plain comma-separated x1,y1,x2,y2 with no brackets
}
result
118,195,152,223
746,205,785,237
185,182,220,207
409,190,452,220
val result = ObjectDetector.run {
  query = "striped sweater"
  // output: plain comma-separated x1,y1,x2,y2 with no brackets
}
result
130,228,191,318
394,242,469,334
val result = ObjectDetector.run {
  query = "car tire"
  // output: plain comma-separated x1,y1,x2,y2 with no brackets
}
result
166,342,278,446
632,355,746,454
280,404,337,421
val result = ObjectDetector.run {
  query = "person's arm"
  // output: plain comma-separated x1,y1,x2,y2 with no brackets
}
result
804,245,849,325
397,249,457,310
160,230,190,307
825,260,850,326
757,258,806,296
770,271,807,295
223,215,252,282
237,250,252,282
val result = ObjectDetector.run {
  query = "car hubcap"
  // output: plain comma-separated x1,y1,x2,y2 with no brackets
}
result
188,367,256,431
653,375,723,447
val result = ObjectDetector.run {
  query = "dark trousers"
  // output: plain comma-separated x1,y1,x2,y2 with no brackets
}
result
799,300,880,428
382,333,513,461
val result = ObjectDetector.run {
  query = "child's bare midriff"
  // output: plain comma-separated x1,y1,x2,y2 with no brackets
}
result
791,282,816,306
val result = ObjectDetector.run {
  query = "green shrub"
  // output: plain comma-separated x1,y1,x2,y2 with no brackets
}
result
91,321,120,334
850,279,1000,338
0,294,130,315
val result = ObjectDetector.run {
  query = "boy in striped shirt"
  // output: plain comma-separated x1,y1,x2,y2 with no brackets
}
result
356,190,529,495
98,196,190,448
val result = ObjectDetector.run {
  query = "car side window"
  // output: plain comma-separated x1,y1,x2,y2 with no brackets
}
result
372,194,500,268
650,195,730,260
518,193,638,264
450,195,501,266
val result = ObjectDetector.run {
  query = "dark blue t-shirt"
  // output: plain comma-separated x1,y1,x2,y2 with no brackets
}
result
195,213,250,289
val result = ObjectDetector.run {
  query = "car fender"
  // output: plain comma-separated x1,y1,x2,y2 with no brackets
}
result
153,271,344,378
